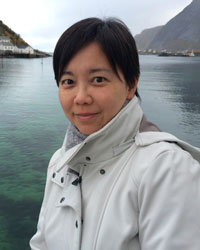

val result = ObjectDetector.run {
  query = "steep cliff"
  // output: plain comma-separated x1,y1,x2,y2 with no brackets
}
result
148,0,200,50
135,26,163,50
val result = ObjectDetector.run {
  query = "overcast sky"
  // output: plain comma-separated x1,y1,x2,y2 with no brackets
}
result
0,0,192,52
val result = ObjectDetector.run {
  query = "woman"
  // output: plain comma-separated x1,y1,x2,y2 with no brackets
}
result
30,18,200,250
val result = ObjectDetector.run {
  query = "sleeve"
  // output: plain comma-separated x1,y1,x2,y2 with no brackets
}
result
138,149,200,250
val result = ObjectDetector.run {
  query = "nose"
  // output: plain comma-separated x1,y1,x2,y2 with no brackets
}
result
74,86,92,105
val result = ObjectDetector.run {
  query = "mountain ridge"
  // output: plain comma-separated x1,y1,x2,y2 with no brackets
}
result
0,20,29,47
135,0,200,51
135,26,163,50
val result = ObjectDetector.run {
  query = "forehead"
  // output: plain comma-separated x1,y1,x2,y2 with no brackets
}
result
60,42,124,82
61,42,125,83
66,42,110,68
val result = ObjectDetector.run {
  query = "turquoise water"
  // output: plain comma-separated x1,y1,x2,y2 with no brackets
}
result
0,55,200,249
0,58,67,250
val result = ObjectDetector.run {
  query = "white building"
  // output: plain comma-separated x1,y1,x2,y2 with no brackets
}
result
0,36,10,43
0,36,34,54
0,36,15,52
17,44,34,54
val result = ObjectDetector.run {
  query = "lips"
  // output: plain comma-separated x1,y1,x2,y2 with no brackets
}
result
75,112,99,121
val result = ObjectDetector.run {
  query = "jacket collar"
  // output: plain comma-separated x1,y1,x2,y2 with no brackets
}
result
55,97,143,171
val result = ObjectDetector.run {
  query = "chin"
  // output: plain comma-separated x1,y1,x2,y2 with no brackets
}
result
78,127,99,136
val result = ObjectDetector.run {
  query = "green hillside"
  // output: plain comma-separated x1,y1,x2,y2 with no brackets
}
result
0,20,28,46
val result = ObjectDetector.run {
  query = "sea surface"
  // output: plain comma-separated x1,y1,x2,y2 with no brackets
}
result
0,55,200,249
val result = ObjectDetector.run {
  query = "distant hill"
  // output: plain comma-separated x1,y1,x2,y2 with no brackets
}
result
0,20,51,58
135,26,163,50
135,0,200,51
0,20,29,47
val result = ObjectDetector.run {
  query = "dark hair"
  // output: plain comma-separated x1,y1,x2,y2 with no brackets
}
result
53,17,140,97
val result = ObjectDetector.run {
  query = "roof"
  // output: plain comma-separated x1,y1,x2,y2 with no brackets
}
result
17,44,28,49
0,36,10,41
0,41,14,46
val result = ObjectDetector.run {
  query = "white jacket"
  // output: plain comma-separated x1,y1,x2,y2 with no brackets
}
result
30,97,200,250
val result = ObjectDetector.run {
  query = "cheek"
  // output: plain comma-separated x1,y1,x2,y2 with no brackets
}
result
59,91,71,113
99,94,124,117
107,92,128,116
96,92,114,108
102,87,127,106
59,91,64,107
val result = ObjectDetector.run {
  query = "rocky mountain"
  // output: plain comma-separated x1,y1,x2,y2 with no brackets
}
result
0,20,28,47
135,26,163,50
135,0,200,51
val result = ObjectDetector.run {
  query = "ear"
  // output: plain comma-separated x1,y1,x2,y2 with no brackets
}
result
127,78,139,100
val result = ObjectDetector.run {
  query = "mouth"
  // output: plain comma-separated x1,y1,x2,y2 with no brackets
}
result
75,112,99,121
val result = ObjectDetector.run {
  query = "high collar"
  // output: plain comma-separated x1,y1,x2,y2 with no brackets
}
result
56,96,143,171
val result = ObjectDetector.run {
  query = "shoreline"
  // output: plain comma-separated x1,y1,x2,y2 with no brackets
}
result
0,52,52,59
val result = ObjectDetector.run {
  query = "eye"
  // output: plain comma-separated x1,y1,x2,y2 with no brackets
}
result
93,77,106,83
61,79,74,87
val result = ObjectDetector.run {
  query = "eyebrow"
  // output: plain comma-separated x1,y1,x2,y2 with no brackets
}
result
89,68,112,74
61,68,112,76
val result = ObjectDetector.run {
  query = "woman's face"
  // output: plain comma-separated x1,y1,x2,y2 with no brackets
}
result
59,42,136,135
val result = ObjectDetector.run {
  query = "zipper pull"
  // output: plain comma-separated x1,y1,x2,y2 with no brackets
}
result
72,176,82,186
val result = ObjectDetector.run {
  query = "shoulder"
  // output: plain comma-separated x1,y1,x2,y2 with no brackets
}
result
130,131,200,188
133,133,200,249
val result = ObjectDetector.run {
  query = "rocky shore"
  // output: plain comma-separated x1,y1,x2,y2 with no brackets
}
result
0,51,51,58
